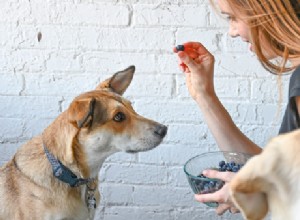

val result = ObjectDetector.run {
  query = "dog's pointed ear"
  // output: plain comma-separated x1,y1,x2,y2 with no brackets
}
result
68,98,97,129
96,65,135,95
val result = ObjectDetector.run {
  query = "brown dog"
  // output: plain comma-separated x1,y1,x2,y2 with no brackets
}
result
0,66,167,220
230,129,300,220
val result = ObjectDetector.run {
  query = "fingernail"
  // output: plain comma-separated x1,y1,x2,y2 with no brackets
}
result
202,170,208,175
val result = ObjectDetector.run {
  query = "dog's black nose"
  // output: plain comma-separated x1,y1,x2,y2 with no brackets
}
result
154,125,168,138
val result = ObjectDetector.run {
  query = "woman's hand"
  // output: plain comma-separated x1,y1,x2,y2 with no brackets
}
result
173,42,216,101
194,169,240,215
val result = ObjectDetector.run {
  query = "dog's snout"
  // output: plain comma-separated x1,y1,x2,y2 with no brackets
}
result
154,125,168,138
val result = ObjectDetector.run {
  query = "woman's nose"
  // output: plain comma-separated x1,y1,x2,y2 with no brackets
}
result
228,25,239,38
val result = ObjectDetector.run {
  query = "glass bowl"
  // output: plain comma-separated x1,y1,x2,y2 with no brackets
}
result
183,151,252,207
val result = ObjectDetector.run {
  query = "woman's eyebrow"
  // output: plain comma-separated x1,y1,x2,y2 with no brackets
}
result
220,11,231,15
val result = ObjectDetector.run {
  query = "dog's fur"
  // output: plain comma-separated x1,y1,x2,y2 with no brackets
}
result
0,66,167,220
230,129,300,220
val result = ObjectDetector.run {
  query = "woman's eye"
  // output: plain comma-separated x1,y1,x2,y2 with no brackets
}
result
113,112,126,122
226,16,232,21
225,15,235,21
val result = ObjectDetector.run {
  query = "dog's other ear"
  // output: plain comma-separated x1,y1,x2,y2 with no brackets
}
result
96,65,135,95
230,174,269,220
68,98,97,129
230,147,279,220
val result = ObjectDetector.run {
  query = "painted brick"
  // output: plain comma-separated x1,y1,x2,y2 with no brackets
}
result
96,206,175,220
138,144,212,166
0,73,23,95
0,143,23,166
81,52,157,73
100,163,168,185
0,1,288,219
132,185,195,207
0,118,23,140
100,183,134,205
0,96,61,118
133,5,208,27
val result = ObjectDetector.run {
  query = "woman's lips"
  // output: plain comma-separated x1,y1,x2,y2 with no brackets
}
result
248,43,253,51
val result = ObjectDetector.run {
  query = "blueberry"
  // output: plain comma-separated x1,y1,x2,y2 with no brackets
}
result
190,160,246,195
215,181,225,190
195,179,201,185
219,160,226,167
202,184,210,193
226,165,232,171
198,174,206,178
209,181,215,188
232,166,239,172
219,165,226,171
176,45,185,51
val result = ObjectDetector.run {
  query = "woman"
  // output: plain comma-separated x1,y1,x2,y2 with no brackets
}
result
174,0,300,215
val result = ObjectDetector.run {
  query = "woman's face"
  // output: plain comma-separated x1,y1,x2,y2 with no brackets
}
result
218,0,252,48
217,0,275,59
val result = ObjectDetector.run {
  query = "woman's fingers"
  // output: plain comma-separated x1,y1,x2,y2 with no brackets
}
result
174,42,214,75
202,170,236,182
216,203,240,215
174,46,199,59
174,42,212,60
194,186,227,203
183,42,211,55
177,52,199,72
194,192,219,203
185,49,199,59
230,206,240,214
216,203,231,215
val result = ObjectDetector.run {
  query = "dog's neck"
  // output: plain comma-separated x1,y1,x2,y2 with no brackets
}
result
42,111,117,179
42,112,90,178
15,110,117,189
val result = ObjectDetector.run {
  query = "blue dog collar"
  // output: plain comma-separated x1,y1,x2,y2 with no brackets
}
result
43,143,93,187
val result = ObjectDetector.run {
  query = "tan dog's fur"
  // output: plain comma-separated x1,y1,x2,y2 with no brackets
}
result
230,129,300,220
0,66,167,220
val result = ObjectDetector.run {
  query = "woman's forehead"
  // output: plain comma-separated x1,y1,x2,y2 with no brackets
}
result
217,0,234,14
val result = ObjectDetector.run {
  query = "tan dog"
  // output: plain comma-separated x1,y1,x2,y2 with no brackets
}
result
0,66,167,220
230,129,300,220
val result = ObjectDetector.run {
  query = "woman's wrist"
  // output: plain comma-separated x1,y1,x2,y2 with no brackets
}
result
194,91,218,107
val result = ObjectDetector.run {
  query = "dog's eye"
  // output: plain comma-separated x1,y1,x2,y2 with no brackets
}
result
113,112,126,122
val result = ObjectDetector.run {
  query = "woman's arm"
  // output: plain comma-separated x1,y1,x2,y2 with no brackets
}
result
194,93,261,154
295,96,300,116
175,42,262,155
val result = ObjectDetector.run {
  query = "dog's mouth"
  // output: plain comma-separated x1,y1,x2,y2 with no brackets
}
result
125,150,139,154
124,132,166,154
125,146,157,154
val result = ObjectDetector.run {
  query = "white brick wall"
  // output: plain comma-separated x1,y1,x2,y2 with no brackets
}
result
0,0,290,219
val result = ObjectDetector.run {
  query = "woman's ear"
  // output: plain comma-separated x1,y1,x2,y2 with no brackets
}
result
68,98,96,128
96,66,135,95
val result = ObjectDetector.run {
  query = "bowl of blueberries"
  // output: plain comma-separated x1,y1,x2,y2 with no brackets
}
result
183,151,252,207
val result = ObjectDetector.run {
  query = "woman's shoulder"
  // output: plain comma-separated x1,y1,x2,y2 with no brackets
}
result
291,66,300,78
289,66,300,96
